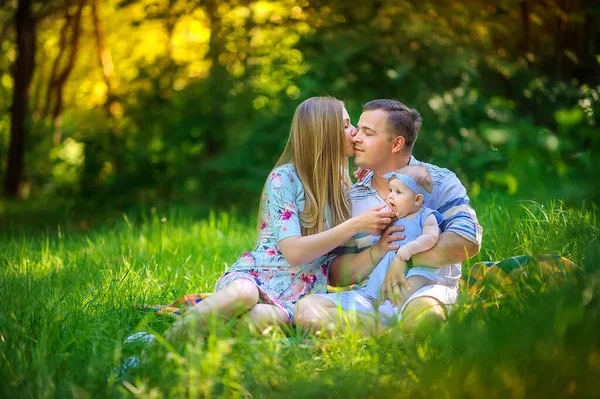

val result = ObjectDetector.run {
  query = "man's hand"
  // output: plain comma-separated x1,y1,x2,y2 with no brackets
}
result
380,257,411,307
373,224,405,254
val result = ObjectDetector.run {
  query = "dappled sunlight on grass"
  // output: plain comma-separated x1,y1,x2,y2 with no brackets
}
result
0,198,598,397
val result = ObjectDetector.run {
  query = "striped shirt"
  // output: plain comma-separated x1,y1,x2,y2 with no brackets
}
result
334,156,483,288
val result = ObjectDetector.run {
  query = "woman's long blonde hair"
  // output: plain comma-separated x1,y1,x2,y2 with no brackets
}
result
258,96,352,237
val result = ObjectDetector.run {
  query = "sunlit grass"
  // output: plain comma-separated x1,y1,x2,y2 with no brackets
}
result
1,197,598,397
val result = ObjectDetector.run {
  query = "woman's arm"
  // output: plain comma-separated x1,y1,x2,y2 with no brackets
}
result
328,225,403,286
279,205,395,267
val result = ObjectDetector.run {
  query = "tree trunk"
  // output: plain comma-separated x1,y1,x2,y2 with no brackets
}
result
91,0,122,176
51,0,84,123
4,0,36,198
41,0,84,145
520,0,530,53
91,0,114,99
42,0,72,120
204,0,227,156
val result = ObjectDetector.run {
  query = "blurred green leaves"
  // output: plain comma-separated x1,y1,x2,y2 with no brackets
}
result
555,107,584,129
0,0,598,207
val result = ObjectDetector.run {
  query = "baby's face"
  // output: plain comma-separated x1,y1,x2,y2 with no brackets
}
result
385,178,420,218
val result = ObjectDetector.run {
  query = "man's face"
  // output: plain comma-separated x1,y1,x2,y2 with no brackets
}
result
352,109,395,169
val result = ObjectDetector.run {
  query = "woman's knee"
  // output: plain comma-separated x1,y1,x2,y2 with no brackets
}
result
226,279,259,309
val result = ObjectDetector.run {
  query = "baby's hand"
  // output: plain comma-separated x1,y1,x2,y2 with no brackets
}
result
396,246,412,261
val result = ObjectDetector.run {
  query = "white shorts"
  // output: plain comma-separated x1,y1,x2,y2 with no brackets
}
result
378,283,458,323
312,290,379,314
313,283,458,324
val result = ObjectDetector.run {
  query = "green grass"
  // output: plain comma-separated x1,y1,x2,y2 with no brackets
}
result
1,196,599,398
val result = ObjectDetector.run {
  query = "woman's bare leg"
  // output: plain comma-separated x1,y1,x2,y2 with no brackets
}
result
166,279,259,341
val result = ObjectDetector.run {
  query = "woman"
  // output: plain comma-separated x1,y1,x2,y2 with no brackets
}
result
168,97,395,339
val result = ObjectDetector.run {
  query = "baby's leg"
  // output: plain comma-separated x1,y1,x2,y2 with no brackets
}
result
167,279,259,341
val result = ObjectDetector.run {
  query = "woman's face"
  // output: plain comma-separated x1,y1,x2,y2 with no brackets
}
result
343,107,357,157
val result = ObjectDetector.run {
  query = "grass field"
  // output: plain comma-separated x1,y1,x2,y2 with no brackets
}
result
1,196,599,398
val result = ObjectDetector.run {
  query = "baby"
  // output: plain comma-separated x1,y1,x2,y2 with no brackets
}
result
365,165,443,318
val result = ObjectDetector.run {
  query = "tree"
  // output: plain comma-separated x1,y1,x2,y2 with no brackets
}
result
3,0,72,198
4,0,35,198
41,0,85,141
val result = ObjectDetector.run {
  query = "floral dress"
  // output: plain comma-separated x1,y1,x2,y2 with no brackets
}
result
214,163,332,322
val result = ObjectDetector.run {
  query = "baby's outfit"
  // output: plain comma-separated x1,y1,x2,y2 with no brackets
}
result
364,207,443,300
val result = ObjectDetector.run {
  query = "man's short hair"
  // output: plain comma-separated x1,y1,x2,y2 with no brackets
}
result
363,99,422,150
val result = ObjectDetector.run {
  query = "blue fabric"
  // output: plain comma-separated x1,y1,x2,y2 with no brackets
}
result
363,207,442,300
330,156,482,288
382,171,430,201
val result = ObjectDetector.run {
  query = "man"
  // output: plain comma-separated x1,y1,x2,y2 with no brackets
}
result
294,99,482,337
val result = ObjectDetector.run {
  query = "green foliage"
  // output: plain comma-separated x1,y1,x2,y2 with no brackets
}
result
0,198,598,397
0,0,599,207
1,2,599,396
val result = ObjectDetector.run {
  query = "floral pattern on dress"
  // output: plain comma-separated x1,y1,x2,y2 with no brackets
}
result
214,164,330,322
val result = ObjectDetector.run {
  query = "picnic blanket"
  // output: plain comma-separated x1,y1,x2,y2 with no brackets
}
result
462,253,577,303
138,254,577,318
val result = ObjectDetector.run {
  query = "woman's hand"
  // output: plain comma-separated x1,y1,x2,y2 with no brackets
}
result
353,167,370,182
354,205,395,236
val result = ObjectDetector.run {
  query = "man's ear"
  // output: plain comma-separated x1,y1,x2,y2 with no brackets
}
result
391,135,405,153
415,194,424,205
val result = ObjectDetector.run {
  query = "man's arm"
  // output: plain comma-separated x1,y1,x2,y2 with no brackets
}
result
380,256,409,307
411,231,479,268
410,172,482,268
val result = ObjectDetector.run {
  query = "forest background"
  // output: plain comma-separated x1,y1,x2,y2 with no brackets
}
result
2,1,600,397
1,0,598,215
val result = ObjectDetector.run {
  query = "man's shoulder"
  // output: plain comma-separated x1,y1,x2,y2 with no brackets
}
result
411,158,460,190
412,158,455,180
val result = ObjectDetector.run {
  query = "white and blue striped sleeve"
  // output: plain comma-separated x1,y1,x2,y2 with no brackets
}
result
436,174,483,246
